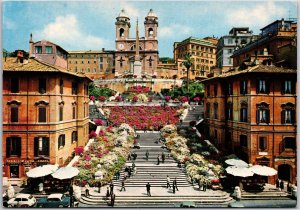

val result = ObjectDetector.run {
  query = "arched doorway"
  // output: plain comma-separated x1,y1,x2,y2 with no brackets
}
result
278,164,291,181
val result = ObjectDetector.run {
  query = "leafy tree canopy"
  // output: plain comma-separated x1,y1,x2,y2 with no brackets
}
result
168,81,204,99
89,82,115,98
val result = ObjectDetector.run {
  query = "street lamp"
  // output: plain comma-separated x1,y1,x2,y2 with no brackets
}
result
183,53,193,93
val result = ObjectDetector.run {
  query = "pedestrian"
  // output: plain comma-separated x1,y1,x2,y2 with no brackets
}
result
174,177,179,191
69,185,74,197
276,179,280,188
157,155,160,165
85,184,90,197
133,167,137,176
111,193,115,207
166,175,171,188
193,106,196,112
132,162,136,170
98,182,101,193
161,152,165,164
127,153,131,161
120,180,126,192
146,182,151,196
116,171,120,180
167,154,170,159
287,182,291,193
203,180,207,192
106,186,110,199
280,180,284,191
134,153,137,160
110,182,114,195
172,180,176,194
128,167,132,177
145,150,149,161
198,179,202,190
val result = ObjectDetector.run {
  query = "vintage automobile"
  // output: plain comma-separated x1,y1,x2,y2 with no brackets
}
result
176,201,196,208
7,193,37,207
36,193,70,208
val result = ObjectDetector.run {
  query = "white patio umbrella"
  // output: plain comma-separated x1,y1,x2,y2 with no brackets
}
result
51,167,80,180
225,159,249,167
226,166,254,177
250,165,277,176
26,164,59,178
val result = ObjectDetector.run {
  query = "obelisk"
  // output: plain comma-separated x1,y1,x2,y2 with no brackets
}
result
133,18,142,78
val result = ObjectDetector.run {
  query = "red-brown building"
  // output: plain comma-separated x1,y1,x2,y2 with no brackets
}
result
3,55,91,183
202,63,297,184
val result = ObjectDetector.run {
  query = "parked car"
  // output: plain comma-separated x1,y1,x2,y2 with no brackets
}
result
36,193,70,208
7,193,36,207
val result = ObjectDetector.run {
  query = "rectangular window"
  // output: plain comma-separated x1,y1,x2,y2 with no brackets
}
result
240,108,248,122
35,46,42,54
59,79,63,94
94,68,97,73
6,137,21,157
59,106,63,121
240,80,248,94
227,82,233,95
45,46,53,54
228,49,233,53
39,78,46,94
34,137,49,157
72,131,78,143
282,80,295,94
38,107,46,122
11,78,19,93
257,80,269,94
81,61,84,64
227,104,233,120
281,109,295,124
100,64,103,70
228,39,233,44
72,106,76,119
72,82,78,95
259,137,267,151
214,103,218,119
11,107,18,122
100,57,103,62
58,134,65,149
240,135,247,147
257,109,269,124
283,137,296,150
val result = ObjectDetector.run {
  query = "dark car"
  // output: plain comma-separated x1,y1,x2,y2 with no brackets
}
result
176,201,196,208
36,193,70,208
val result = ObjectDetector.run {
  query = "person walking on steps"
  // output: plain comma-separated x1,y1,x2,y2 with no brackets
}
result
145,150,149,161
106,187,110,200
172,180,176,194
174,177,179,191
110,182,114,195
203,180,207,192
166,175,171,189
198,179,202,191
280,180,284,191
157,155,160,165
85,184,90,197
146,182,151,196
276,179,280,189
98,182,101,193
161,152,165,164
120,180,126,192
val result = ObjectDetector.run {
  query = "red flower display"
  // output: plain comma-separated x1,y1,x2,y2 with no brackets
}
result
129,85,150,94
94,119,104,126
164,96,171,102
90,95,95,101
132,96,138,102
98,96,106,102
105,106,182,130
74,146,84,155
89,131,97,138
115,96,123,102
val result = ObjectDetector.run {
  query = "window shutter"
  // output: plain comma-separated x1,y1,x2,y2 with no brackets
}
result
266,80,270,94
256,80,259,93
256,110,259,124
281,80,285,94
17,137,21,157
266,109,270,123
291,81,296,94
34,137,39,157
281,110,285,124
44,138,49,156
6,138,10,157
291,110,296,124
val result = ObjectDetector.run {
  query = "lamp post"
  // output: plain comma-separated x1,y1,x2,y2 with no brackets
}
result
183,53,193,93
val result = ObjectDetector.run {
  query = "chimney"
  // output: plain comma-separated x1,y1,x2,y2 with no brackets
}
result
29,33,34,57
17,50,24,63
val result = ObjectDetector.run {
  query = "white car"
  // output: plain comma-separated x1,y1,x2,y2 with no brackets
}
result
7,193,36,207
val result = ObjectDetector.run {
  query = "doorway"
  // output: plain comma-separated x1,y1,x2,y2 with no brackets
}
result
10,165,19,178
278,164,291,181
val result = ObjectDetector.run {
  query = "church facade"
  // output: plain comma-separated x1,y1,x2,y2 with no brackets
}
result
115,9,159,78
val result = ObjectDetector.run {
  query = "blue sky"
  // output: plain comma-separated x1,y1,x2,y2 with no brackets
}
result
3,0,297,57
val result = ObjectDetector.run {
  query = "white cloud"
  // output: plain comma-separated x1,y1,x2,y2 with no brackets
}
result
34,14,107,50
226,1,287,28
4,18,16,30
159,24,193,38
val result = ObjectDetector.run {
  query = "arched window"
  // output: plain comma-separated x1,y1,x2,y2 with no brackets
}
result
148,28,154,37
58,134,65,149
35,100,49,123
256,102,270,124
281,103,295,124
7,100,21,123
240,101,248,122
119,28,125,37
72,131,78,143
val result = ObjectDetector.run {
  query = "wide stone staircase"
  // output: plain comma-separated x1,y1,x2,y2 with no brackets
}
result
79,132,232,207
181,105,203,127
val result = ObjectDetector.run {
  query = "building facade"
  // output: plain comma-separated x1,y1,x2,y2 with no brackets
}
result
173,37,217,80
216,27,256,72
3,54,91,182
115,9,159,77
68,50,115,80
232,19,297,67
202,63,297,184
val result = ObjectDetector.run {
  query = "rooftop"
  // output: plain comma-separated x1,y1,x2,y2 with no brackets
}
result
177,37,216,47
3,57,91,80
68,50,114,54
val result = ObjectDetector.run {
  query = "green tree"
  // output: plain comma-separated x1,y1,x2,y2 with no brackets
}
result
89,82,115,98
182,53,193,93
